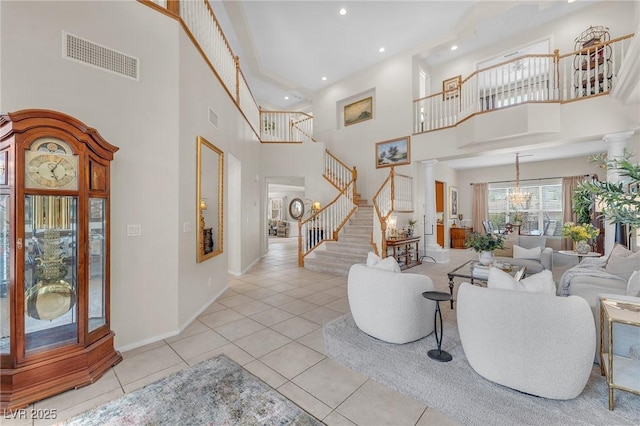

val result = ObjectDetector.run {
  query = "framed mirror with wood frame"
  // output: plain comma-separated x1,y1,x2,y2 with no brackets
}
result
196,136,223,262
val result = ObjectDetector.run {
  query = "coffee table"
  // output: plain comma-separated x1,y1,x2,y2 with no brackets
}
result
446,260,526,309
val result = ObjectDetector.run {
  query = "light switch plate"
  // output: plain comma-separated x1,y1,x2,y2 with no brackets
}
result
127,224,142,237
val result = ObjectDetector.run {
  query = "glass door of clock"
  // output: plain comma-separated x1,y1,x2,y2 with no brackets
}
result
0,194,9,355
24,195,78,353
88,198,106,332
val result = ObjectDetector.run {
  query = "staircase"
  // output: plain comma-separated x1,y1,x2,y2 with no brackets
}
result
304,200,373,277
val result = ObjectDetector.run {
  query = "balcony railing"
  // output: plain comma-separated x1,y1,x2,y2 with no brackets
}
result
414,33,634,133
141,0,261,137
260,111,315,143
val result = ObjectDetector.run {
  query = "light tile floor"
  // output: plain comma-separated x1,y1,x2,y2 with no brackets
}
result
7,240,579,426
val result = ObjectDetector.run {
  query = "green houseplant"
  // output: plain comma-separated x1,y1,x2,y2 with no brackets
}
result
576,151,640,230
464,232,505,265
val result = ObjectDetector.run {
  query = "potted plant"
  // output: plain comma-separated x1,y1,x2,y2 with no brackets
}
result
577,151,640,230
561,222,600,254
407,219,417,237
464,232,505,265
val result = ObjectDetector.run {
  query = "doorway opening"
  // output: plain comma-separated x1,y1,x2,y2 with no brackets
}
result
266,178,305,252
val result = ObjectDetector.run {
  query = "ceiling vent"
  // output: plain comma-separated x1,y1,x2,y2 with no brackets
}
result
208,107,219,128
63,31,139,81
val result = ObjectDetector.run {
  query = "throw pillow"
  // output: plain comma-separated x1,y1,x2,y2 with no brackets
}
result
366,251,381,267
369,256,401,273
487,268,556,295
520,270,556,295
494,237,514,257
487,267,521,291
627,270,640,297
513,245,542,261
606,244,640,281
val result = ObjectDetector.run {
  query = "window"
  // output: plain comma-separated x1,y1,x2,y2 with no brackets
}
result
268,198,281,221
488,179,562,236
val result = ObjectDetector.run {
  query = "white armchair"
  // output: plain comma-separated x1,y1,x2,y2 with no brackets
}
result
347,264,436,344
457,283,595,400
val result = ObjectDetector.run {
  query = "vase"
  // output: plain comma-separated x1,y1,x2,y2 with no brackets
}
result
478,250,493,266
574,240,590,255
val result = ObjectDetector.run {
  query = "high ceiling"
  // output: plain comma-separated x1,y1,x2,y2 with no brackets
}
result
212,0,600,110
208,1,628,171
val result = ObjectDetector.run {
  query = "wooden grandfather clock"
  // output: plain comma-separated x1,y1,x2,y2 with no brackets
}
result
0,109,122,411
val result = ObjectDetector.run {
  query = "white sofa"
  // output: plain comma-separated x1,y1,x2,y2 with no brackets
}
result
493,234,553,274
347,263,436,344
561,250,640,363
457,283,595,400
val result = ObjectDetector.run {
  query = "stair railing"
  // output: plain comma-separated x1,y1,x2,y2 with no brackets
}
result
324,149,357,195
260,110,315,143
298,179,358,266
372,166,414,257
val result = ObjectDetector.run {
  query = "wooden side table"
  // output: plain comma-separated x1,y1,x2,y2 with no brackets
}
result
386,237,421,270
450,227,472,248
599,298,640,410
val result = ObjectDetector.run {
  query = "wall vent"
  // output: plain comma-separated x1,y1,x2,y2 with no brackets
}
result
63,31,139,81
208,107,219,128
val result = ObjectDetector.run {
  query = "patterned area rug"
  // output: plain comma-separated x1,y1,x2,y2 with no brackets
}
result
324,313,640,426
63,355,321,426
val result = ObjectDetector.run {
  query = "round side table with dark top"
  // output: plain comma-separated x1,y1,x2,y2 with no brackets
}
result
422,291,453,362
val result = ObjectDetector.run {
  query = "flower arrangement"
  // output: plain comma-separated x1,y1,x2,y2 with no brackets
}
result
464,232,505,253
561,222,600,242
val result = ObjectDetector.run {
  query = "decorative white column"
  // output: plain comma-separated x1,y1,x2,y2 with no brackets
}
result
422,160,450,263
602,131,633,255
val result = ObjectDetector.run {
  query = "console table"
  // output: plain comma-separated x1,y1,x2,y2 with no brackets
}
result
386,237,421,270
450,227,472,248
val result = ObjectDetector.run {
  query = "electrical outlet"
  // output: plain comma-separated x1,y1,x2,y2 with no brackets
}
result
183,222,191,233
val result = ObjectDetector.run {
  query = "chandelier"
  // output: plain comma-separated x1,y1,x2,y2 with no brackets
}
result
509,153,531,206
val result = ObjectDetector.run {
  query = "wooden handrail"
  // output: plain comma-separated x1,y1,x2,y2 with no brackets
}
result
297,177,357,266
325,149,352,171
414,33,634,103
138,0,262,140
557,33,635,60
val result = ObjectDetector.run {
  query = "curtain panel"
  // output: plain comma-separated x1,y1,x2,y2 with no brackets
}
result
472,183,488,234
562,176,587,250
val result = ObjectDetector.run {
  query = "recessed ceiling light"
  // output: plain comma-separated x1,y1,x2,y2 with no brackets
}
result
451,45,458,51
322,76,327,81
284,96,289,100
339,8,347,16
378,47,385,53
567,0,576,3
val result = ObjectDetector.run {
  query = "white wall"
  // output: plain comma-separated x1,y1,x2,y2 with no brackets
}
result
0,1,263,349
175,29,262,327
313,53,415,200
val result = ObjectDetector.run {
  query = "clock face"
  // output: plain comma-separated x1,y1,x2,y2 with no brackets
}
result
25,151,78,190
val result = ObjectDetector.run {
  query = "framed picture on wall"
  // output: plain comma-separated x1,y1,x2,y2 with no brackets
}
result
375,136,410,168
442,75,461,100
450,186,459,218
344,96,373,126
